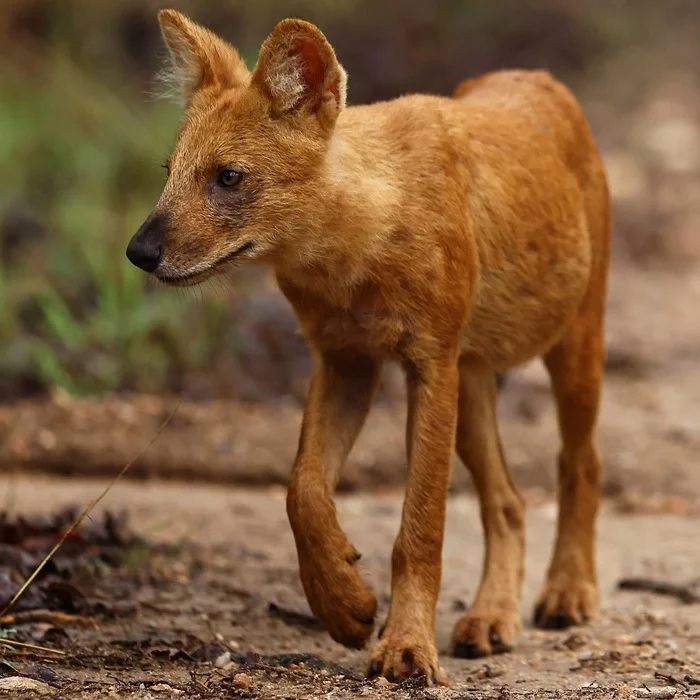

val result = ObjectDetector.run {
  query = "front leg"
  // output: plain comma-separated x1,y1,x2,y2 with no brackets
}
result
287,351,380,649
368,353,460,685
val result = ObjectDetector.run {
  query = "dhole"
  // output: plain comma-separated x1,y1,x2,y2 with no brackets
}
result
127,10,610,685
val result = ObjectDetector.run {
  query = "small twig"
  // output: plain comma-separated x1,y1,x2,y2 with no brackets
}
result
654,671,689,690
0,638,66,655
0,401,180,618
0,610,94,627
189,670,208,692
617,577,700,604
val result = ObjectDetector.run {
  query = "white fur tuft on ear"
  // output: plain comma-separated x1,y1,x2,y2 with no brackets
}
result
155,9,250,106
264,49,306,113
335,65,348,112
156,10,207,104
154,46,201,105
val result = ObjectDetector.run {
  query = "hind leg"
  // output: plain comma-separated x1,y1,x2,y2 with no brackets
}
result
533,313,604,629
451,366,525,658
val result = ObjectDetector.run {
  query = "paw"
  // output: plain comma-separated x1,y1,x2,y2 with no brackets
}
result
533,575,598,630
367,632,446,686
451,604,521,658
299,543,377,649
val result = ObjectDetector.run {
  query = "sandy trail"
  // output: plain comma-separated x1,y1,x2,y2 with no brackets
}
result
1,474,697,698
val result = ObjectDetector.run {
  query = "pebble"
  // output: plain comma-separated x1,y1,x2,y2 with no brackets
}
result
375,676,394,688
214,650,232,669
150,684,176,693
633,687,677,699
0,677,55,695
233,673,252,689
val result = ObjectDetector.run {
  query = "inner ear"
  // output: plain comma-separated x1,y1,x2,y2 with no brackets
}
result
296,38,326,109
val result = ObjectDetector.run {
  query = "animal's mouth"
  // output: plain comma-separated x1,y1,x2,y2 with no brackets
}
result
156,241,256,286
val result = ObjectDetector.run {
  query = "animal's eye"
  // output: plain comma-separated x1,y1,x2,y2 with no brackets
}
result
217,169,244,188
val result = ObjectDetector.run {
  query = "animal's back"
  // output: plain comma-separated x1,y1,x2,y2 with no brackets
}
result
454,70,602,192
450,70,610,368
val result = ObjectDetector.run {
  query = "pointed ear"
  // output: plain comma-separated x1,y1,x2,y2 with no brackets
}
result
251,19,347,127
157,9,250,105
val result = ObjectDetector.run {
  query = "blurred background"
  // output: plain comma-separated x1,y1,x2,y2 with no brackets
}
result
1,0,700,501
0,7,699,693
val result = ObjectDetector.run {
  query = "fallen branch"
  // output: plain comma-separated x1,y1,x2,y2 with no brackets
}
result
654,672,689,690
0,402,180,619
617,577,700,604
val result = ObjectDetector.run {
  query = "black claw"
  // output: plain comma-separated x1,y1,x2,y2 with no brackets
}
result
385,667,400,684
347,548,362,564
367,660,383,679
452,640,488,659
377,621,386,639
536,607,576,630
490,634,513,655
400,649,416,678
534,603,545,626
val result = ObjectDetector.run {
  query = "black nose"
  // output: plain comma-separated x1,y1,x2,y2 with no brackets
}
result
126,238,161,272
126,213,166,272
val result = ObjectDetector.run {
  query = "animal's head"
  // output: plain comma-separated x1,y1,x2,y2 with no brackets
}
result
126,10,347,285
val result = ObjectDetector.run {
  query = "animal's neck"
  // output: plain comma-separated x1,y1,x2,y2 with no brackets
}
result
273,122,400,306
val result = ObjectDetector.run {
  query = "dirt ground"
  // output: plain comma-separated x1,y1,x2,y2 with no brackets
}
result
0,474,697,699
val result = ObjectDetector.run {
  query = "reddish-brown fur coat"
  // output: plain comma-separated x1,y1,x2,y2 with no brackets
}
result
127,10,610,685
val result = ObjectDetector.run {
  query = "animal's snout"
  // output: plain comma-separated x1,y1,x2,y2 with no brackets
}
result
126,213,167,272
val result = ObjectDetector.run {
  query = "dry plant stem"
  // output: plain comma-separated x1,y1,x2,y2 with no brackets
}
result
0,401,181,618
0,638,66,655
617,577,700,604
0,611,94,626
654,671,689,690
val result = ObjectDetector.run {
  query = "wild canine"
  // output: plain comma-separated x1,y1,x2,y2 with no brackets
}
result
127,10,610,685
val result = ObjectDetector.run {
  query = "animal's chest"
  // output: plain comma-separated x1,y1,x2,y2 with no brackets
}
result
283,283,410,357
319,308,408,355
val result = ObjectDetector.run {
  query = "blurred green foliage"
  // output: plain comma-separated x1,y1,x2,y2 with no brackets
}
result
0,0,697,399
0,42,234,397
